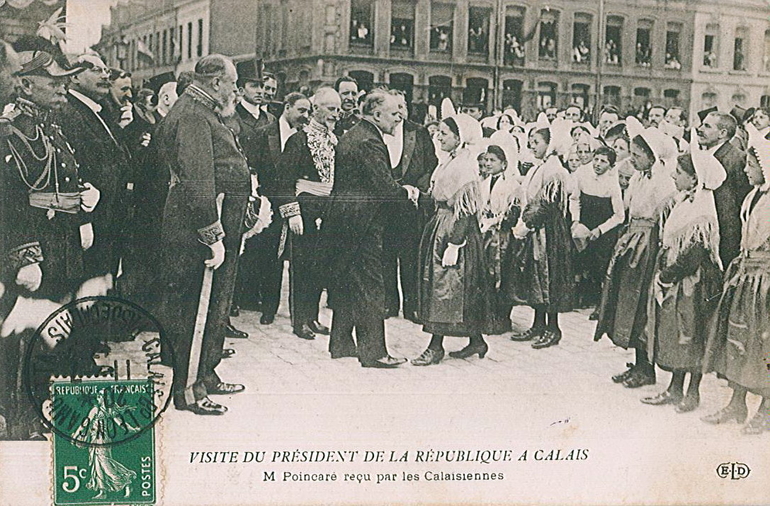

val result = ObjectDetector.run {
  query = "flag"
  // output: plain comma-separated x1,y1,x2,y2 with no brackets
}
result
137,39,154,63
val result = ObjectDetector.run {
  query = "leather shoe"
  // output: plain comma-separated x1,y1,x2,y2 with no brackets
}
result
449,341,488,359
675,395,700,413
531,329,561,349
181,397,227,415
294,324,316,340
208,382,245,395
612,363,636,383
511,326,543,342
225,323,248,339
741,411,770,435
641,390,682,405
260,313,275,325
701,405,748,425
411,348,444,366
230,305,240,317
623,368,656,388
221,348,236,359
308,320,330,335
361,355,406,368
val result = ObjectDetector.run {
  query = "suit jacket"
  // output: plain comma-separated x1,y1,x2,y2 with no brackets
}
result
234,102,275,173
57,92,132,277
322,119,409,278
333,110,360,138
275,128,333,225
392,120,437,192
713,140,751,266
252,119,286,199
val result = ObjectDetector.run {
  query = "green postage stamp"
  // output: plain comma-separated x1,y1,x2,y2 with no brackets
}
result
51,379,156,506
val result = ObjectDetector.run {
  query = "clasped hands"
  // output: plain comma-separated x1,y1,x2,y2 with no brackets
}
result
403,184,419,207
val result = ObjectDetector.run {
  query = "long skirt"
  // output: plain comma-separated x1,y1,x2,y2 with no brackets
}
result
703,255,770,397
505,208,574,312
594,219,658,349
418,206,489,337
647,262,721,372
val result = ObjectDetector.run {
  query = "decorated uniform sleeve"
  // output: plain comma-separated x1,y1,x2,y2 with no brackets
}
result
174,113,223,245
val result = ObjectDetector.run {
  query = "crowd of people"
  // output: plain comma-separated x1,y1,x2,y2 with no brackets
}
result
0,30,768,439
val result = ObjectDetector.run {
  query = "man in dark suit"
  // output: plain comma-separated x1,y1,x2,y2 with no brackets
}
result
248,92,311,325
382,90,437,322
275,87,340,340
231,59,275,318
57,54,132,286
321,90,417,368
333,75,360,137
696,111,751,267
155,54,250,416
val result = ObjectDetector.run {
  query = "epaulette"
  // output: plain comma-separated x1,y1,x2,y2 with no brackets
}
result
0,103,21,138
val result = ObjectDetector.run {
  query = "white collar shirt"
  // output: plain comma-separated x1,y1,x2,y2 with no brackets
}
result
278,115,295,152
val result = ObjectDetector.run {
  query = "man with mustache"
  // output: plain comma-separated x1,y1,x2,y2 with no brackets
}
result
155,54,250,416
333,75,360,137
57,53,132,292
0,43,101,439
246,92,311,326
275,87,340,340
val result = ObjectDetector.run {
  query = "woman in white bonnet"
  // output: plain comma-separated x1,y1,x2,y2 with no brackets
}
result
413,114,491,365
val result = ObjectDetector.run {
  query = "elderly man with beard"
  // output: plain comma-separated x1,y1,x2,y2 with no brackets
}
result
57,53,132,293
155,54,250,416
0,44,102,439
276,87,340,340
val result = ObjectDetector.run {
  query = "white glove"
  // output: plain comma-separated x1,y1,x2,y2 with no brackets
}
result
512,219,530,240
205,240,225,270
441,243,461,267
80,223,94,250
140,132,151,147
118,103,133,128
16,263,42,292
403,185,419,206
288,215,304,236
80,182,100,212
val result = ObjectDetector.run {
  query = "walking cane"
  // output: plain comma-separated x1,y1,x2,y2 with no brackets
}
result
183,266,214,406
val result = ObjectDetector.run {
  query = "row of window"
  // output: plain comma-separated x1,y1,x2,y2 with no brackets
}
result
120,18,204,71
344,69,682,113
351,0,770,73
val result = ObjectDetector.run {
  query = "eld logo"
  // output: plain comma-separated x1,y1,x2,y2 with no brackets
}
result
716,462,751,480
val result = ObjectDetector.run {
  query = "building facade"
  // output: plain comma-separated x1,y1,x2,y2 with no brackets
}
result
95,0,770,123
95,0,260,82
690,0,770,114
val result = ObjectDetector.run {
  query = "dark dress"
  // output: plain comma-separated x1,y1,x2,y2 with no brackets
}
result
703,188,770,397
506,154,574,312
418,148,490,337
595,164,677,349
646,192,722,373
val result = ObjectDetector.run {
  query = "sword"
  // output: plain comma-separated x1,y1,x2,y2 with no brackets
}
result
183,265,214,406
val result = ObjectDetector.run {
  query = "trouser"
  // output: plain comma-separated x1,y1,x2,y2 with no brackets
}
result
289,227,323,330
383,210,421,315
253,218,284,316
167,246,239,407
329,306,388,364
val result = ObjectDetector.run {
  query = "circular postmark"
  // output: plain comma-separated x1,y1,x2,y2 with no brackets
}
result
22,296,175,447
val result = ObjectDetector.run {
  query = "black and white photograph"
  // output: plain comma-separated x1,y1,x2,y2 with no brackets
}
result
0,0,769,504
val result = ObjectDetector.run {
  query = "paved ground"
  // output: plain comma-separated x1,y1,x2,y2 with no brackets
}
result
2,266,768,505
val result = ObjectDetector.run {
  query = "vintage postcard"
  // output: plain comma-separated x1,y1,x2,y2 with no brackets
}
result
1,0,769,505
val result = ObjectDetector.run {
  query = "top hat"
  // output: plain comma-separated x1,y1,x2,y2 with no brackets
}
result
235,58,263,84
697,106,719,123
146,71,176,95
